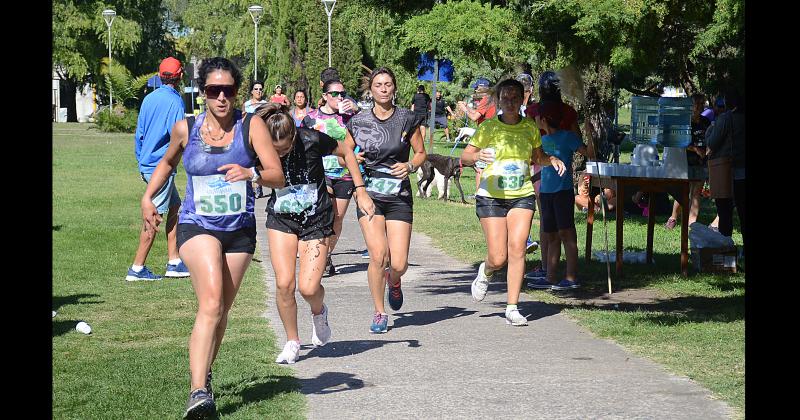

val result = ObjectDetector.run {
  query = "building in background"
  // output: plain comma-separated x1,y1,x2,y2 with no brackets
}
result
52,66,97,123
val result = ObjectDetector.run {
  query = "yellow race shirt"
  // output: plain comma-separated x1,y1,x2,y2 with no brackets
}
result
469,116,542,199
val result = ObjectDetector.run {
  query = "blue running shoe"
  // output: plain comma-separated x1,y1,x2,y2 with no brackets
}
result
165,260,190,278
524,267,547,281
369,312,388,333
527,277,553,289
551,279,580,291
526,236,539,254
361,250,370,259
126,266,162,282
386,271,403,311
183,387,215,419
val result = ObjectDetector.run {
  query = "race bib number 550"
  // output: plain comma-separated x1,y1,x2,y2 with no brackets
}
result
192,175,247,216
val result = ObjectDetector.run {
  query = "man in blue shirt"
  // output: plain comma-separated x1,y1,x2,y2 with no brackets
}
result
126,57,188,281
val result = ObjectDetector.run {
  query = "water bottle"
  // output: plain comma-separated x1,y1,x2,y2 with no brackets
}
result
631,96,660,144
354,145,365,173
475,147,494,169
657,97,692,148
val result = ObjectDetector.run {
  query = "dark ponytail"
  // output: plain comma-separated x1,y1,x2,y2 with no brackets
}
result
254,103,296,142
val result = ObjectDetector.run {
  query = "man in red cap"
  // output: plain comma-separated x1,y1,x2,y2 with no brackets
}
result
126,56,189,281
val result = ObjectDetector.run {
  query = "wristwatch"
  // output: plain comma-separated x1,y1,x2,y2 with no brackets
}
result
249,167,260,183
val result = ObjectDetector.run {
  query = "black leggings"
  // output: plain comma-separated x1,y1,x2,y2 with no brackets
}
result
714,179,745,249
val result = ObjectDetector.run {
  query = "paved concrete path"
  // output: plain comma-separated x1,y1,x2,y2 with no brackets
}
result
255,199,733,420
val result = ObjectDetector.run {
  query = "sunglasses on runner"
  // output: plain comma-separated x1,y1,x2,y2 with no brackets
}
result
326,91,347,98
206,85,236,98
252,87,263,91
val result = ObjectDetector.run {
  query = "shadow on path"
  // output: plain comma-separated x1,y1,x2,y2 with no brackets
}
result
303,339,421,360
299,371,366,395
478,301,562,323
391,306,477,330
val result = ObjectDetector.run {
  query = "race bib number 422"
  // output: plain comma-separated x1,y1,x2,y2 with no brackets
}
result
192,175,247,216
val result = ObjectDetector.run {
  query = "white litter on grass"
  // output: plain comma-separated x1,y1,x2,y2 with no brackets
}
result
75,321,92,335
593,251,654,264
52,311,57,318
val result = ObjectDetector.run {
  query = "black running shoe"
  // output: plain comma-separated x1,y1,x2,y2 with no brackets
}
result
206,370,213,400
325,256,337,277
183,388,215,419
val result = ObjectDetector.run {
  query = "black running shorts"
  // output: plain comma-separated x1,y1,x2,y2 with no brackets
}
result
475,195,536,218
266,208,335,241
177,223,256,254
539,189,576,233
325,177,355,200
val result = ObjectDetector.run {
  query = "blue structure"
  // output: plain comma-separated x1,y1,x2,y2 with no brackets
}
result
416,53,454,82
146,74,162,89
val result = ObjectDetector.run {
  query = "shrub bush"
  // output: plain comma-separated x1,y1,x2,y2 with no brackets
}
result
94,107,138,133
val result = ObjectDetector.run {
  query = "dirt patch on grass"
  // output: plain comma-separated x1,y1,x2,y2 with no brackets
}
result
555,287,666,310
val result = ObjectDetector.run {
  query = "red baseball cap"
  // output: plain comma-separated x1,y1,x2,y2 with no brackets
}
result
159,57,183,79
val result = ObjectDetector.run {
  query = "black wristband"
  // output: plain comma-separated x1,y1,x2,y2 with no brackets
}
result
354,185,366,190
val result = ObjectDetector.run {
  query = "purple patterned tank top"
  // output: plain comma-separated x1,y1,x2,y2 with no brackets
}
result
178,111,257,231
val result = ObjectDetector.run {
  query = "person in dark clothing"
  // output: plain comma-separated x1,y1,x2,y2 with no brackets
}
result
706,89,745,254
433,90,454,142
410,84,431,142
665,93,712,229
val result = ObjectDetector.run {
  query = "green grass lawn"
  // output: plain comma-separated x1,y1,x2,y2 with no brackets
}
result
52,123,305,419
415,135,744,418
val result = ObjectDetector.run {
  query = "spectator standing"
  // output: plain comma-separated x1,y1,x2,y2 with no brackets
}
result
433,90,455,142
529,100,588,290
127,57,189,281
410,85,431,143
665,93,711,229
524,71,584,283
457,78,498,193
705,89,745,253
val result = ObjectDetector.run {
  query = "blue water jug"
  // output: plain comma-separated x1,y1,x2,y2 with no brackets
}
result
657,97,692,148
630,96,660,144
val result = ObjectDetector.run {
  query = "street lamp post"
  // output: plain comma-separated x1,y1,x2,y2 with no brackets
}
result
102,9,116,114
248,5,264,81
321,0,337,67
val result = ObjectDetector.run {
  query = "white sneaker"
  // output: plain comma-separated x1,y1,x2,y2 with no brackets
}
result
275,340,301,364
471,262,492,302
311,304,331,347
505,309,529,326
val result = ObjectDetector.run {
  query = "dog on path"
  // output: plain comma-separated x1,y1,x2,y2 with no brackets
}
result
416,154,473,204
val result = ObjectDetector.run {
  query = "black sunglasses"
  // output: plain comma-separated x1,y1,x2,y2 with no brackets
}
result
326,90,347,98
252,87,263,91
206,85,236,98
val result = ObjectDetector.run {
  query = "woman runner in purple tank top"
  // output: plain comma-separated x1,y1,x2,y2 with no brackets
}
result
140,57,284,420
